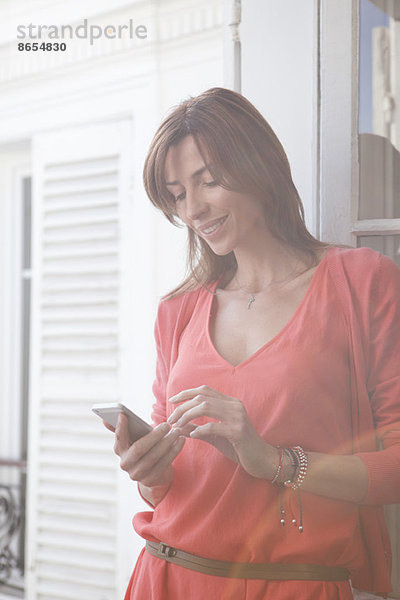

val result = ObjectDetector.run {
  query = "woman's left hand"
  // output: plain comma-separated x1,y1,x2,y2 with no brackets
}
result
168,385,276,479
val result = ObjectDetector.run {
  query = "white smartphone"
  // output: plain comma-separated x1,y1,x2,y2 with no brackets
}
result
92,402,152,443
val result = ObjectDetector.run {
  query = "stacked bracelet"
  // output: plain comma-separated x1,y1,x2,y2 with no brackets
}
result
270,445,308,534
269,445,308,489
284,446,308,490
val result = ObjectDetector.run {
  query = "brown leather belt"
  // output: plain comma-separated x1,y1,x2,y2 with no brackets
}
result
145,541,350,581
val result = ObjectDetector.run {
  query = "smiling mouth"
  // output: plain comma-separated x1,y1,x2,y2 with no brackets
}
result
200,215,228,235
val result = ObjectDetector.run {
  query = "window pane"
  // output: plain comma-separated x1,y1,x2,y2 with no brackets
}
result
358,0,400,219
359,0,389,135
357,234,400,267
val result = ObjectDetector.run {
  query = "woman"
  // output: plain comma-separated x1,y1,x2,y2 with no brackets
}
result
112,88,400,599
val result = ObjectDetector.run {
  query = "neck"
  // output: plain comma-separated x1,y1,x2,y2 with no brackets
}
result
231,240,309,293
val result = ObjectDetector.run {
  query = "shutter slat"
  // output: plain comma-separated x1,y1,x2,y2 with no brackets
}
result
44,168,118,183
36,552,115,571
43,215,118,229
43,247,118,260
44,232,118,245
44,183,118,199
43,267,118,275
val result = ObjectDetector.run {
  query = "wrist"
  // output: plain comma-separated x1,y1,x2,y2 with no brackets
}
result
261,444,281,480
269,446,305,487
139,481,172,507
138,467,174,507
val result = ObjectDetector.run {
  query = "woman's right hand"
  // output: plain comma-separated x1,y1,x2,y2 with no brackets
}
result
112,414,185,504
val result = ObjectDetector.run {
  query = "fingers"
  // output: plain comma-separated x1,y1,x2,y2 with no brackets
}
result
168,387,242,431
129,422,170,455
122,430,185,486
179,422,196,436
138,436,185,487
168,397,223,427
113,416,166,456
113,413,131,452
189,421,231,440
169,385,215,404
168,386,231,427
126,426,181,470
168,397,203,425
167,387,256,454
116,422,186,487
103,421,115,433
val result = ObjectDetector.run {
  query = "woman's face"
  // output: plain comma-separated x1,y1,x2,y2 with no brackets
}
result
164,135,269,256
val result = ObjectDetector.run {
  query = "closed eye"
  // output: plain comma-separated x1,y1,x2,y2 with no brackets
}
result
203,181,217,188
173,191,186,203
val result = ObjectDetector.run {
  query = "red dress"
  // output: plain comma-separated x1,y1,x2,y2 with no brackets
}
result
125,248,400,599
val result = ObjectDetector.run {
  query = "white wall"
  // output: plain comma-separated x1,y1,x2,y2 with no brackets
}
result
0,1,225,597
240,0,318,236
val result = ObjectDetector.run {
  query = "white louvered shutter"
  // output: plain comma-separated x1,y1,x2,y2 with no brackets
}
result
27,120,133,600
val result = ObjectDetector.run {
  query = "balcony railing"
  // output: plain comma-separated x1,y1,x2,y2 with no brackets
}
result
0,459,26,593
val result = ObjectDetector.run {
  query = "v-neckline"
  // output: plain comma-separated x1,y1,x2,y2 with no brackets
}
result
205,249,330,370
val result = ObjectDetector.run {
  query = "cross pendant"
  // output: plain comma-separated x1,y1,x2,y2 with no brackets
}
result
247,295,255,310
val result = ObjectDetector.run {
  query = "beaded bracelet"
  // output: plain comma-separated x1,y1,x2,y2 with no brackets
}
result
270,447,283,484
284,446,308,490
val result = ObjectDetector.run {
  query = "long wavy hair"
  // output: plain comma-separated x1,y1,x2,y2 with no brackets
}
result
143,87,327,297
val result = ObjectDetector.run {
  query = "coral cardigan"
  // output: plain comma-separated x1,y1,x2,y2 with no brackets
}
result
134,247,400,596
327,248,400,593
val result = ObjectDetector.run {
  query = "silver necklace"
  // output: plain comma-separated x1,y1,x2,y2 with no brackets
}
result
234,262,302,310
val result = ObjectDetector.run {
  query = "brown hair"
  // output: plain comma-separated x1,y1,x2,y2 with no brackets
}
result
143,87,327,297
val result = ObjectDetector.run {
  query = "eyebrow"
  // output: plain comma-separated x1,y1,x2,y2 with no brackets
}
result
165,165,210,187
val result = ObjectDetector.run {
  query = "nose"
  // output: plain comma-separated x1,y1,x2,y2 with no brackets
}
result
183,188,208,223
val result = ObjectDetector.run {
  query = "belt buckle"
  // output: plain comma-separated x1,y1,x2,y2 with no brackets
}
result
159,543,177,558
